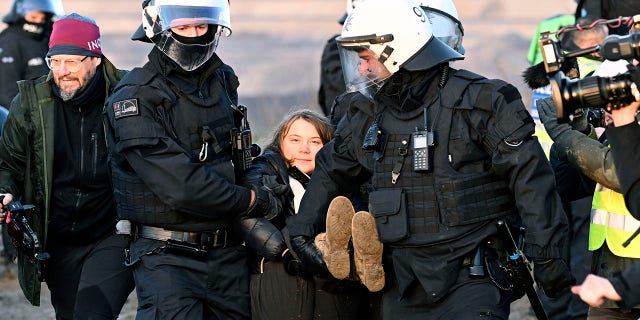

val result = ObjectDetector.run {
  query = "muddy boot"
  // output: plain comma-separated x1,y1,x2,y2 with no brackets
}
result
323,196,355,279
352,211,385,292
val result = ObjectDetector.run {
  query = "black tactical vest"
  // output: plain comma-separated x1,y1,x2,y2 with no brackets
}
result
111,66,240,231
368,70,517,247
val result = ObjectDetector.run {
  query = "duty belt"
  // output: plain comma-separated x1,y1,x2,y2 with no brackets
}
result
138,225,233,248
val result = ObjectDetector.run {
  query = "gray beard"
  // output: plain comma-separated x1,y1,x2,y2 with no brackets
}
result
60,90,77,101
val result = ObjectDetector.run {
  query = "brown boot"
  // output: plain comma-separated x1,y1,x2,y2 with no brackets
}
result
352,211,385,292
323,196,355,279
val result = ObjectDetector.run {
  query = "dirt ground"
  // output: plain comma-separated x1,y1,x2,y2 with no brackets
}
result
0,0,579,318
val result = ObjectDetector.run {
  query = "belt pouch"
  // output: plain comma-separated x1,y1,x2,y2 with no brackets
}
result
369,188,409,243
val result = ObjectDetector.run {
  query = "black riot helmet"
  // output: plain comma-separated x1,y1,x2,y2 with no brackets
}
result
3,0,64,24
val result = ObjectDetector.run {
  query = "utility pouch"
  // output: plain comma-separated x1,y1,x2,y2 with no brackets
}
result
368,188,409,243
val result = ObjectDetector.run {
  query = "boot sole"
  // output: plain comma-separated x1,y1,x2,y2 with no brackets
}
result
324,196,355,279
352,211,385,292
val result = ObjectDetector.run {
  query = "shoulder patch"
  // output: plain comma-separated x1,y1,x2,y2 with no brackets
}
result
113,99,139,119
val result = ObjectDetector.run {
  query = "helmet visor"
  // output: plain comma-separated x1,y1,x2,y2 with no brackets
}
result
153,27,222,71
425,10,463,53
153,0,231,34
338,44,391,100
17,0,64,16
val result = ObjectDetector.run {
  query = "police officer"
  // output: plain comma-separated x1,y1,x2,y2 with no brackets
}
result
104,0,281,319
0,0,63,109
288,0,575,318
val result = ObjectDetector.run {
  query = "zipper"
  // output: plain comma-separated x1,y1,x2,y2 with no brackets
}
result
91,133,97,179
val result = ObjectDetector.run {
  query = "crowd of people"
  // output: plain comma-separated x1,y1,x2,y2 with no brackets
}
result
0,0,639,319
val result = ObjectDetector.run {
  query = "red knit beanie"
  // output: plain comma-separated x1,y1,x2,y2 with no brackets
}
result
47,13,102,57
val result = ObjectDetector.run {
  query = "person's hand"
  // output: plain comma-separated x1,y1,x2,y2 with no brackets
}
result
571,274,622,307
568,109,591,133
611,101,640,127
537,97,572,141
241,185,283,220
0,193,14,223
281,248,305,276
533,258,576,298
289,235,329,275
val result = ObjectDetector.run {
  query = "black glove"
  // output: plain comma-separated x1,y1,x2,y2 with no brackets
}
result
241,185,283,220
537,97,572,141
289,235,329,276
234,217,285,260
282,248,305,277
533,258,576,298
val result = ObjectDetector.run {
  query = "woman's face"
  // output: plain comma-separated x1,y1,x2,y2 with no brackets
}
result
280,119,324,174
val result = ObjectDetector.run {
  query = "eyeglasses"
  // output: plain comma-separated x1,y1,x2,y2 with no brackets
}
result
45,56,89,72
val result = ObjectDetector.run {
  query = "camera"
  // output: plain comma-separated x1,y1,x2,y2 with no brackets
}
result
537,15,640,120
586,108,606,128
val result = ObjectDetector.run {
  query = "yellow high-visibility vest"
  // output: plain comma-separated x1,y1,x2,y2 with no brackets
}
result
589,184,640,258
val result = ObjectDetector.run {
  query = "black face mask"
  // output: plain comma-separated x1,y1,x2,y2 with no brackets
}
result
171,29,214,45
152,27,220,71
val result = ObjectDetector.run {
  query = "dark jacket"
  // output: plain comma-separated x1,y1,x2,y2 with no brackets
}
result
0,22,51,108
610,261,640,309
105,48,252,232
0,57,125,306
318,34,345,117
608,120,640,219
236,149,293,270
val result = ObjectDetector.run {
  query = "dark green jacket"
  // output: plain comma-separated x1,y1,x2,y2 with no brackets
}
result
0,57,125,306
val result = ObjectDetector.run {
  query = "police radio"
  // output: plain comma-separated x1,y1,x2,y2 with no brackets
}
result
412,108,435,172
231,105,261,173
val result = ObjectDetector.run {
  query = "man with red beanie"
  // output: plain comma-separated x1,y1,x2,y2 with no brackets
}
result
0,12,134,319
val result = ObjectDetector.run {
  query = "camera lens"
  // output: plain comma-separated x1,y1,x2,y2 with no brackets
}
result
553,72,636,119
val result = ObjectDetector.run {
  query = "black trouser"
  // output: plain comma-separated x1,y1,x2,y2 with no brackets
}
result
130,237,250,320
381,265,512,320
538,197,592,320
250,259,375,320
44,233,134,320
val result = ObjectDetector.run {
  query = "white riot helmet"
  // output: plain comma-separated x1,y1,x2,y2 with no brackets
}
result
339,0,365,24
418,0,465,54
133,0,232,71
337,0,463,99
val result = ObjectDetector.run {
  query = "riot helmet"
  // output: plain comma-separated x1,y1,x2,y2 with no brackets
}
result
338,0,364,25
132,0,232,71
3,0,64,24
418,0,465,54
336,0,463,100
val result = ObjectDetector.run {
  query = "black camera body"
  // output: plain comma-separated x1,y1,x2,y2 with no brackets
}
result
538,15,640,120
2,199,49,281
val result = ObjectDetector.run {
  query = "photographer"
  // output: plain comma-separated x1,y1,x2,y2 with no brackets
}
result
572,99,640,312
0,13,134,318
537,59,640,318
